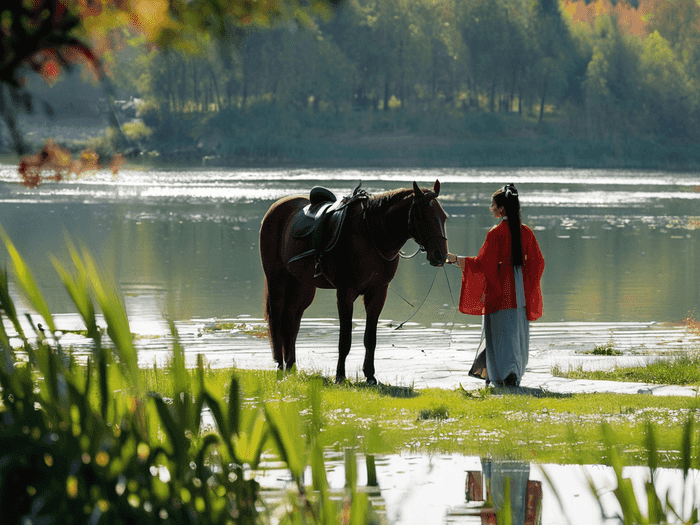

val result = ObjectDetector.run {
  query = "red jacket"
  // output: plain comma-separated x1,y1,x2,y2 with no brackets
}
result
459,221,544,321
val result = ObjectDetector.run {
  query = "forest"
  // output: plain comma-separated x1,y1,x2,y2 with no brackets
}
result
9,0,700,168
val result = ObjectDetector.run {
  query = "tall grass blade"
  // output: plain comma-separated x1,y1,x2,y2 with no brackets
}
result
497,476,513,525
601,423,644,524
309,377,322,442
682,416,693,478
645,420,659,475
50,241,99,339
233,411,268,467
539,466,573,525
344,447,357,493
151,394,189,462
264,402,306,487
0,226,55,334
0,262,21,334
167,319,188,395
228,374,240,437
81,248,141,397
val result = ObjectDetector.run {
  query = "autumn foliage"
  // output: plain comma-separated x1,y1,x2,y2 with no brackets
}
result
19,139,124,188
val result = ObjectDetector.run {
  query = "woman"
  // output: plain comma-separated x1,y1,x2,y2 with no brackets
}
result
446,184,544,387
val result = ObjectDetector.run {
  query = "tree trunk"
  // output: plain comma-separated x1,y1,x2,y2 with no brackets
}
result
192,60,200,112
399,36,405,109
383,78,390,112
489,79,496,112
538,76,549,123
209,67,221,111
0,86,27,154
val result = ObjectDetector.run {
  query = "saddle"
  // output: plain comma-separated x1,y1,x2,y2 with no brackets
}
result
289,184,366,275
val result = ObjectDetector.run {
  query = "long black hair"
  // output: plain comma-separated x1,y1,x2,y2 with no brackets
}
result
493,183,523,267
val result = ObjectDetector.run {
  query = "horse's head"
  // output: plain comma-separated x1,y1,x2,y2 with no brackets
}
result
410,180,448,267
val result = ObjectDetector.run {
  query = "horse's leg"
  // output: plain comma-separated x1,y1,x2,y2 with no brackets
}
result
264,272,289,370
282,280,316,372
335,288,358,383
362,285,389,385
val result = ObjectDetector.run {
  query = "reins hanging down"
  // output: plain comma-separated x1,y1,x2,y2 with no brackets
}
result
394,269,439,330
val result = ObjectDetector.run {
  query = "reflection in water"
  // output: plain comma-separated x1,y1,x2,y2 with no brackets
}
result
0,167,698,325
461,459,541,525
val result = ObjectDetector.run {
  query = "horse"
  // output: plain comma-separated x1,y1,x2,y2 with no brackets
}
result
259,180,448,384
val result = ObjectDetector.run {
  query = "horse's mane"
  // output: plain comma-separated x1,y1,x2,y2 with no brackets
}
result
366,186,432,211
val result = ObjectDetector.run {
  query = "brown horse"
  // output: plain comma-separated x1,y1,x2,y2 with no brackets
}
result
260,180,448,384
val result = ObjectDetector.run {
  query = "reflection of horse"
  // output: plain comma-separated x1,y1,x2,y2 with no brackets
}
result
260,181,448,383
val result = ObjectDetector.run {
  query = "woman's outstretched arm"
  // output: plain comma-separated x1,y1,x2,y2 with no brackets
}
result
445,253,466,268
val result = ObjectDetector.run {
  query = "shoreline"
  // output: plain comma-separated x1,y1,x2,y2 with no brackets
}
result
10,312,700,396
4,127,700,172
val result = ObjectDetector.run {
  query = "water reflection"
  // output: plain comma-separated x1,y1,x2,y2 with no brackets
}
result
256,452,700,525
460,459,540,525
0,167,698,325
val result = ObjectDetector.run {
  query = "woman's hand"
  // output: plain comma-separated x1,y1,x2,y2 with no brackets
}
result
446,253,458,265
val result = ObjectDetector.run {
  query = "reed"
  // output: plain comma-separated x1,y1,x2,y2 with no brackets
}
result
0,232,380,524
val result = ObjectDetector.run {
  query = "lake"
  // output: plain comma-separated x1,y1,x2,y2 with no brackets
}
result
2,165,699,524
0,166,698,327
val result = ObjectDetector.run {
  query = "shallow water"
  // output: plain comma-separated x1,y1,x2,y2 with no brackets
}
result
255,452,700,525
0,166,698,327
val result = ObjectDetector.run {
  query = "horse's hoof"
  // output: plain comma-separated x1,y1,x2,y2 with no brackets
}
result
366,377,377,386
335,375,346,384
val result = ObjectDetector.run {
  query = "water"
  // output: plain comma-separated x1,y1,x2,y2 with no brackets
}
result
0,166,698,326
255,452,700,525
2,165,699,524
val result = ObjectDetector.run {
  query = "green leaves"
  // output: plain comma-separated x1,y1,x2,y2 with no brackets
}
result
50,238,99,341
1,224,55,334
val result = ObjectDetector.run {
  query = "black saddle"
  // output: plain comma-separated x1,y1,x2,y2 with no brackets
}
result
288,184,367,272
291,186,339,238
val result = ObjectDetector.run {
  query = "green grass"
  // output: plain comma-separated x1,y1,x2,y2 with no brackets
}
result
137,366,700,466
552,353,700,387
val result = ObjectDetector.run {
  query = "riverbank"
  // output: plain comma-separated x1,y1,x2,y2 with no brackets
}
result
20,305,700,396
7,113,700,171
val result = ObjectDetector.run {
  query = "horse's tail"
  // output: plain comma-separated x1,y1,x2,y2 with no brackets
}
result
260,206,280,362
263,275,270,323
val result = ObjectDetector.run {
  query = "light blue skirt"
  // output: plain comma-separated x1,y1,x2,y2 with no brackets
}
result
469,266,529,386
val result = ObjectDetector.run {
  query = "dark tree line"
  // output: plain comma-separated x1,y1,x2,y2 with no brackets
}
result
113,0,700,145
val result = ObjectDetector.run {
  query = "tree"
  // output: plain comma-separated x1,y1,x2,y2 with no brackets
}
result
0,0,344,181
639,30,698,137
582,13,643,138
529,0,575,122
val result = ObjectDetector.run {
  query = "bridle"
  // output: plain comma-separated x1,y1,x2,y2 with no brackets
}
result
407,195,448,263
367,192,447,263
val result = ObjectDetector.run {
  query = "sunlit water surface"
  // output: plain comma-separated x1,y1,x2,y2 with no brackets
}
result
1,166,698,325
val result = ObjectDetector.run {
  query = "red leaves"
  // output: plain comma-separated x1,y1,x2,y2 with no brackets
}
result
18,139,125,188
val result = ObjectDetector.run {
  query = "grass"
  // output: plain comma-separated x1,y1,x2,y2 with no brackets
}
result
552,352,700,386
139,366,700,467
202,321,269,338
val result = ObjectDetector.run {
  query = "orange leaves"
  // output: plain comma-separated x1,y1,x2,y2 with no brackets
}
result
18,139,125,188
127,0,172,40
562,0,653,36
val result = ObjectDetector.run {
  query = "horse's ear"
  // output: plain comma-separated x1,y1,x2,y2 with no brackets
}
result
412,181,424,200
433,180,440,196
